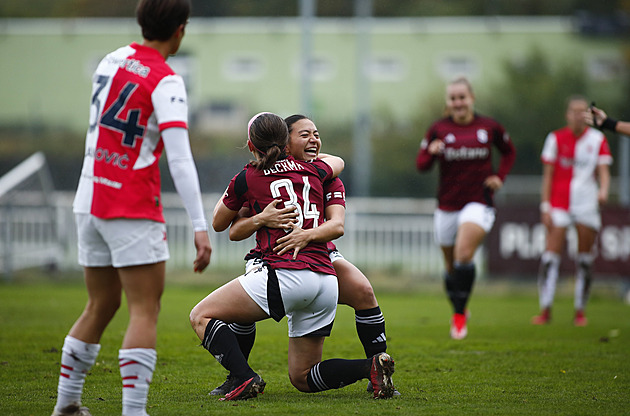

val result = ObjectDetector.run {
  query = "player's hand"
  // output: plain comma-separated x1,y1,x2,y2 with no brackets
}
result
274,223,311,259
256,199,298,230
193,230,212,273
598,189,609,206
484,175,503,191
428,139,445,155
586,105,608,128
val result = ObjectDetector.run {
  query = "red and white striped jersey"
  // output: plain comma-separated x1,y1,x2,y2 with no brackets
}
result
73,42,188,222
541,126,612,212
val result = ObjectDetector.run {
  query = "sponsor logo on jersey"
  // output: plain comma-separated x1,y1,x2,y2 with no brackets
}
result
88,175,122,189
87,147,130,169
559,156,574,168
444,146,489,161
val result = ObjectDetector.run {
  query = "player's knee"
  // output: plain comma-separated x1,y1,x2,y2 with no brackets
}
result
189,307,202,330
289,373,311,392
351,282,377,310
455,248,476,264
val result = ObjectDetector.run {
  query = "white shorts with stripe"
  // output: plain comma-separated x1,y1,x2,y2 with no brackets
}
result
550,207,601,231
238,262,338,338
75,213,169,268
434,202,496,247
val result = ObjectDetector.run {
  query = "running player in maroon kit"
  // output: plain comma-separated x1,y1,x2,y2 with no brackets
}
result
189,112,396,400
52,1,212,415
209,114,397,397
416,77,516,340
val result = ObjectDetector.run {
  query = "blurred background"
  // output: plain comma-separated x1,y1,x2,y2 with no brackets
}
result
0,1,628,290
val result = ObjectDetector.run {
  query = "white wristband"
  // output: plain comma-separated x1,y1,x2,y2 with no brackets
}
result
540,201,551,213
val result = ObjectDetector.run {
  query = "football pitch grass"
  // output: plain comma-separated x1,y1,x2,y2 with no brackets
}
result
1,271,628,416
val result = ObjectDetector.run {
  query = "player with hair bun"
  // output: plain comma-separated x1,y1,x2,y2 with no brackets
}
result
209,114,398,397
189,112,396,401
416,77,516,340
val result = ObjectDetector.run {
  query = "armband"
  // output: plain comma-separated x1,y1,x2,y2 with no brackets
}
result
600,117,618,132
539,201,551,214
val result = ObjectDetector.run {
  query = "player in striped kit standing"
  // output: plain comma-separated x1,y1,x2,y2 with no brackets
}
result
51,1,212,415
532,95,612,326
416,77,516,340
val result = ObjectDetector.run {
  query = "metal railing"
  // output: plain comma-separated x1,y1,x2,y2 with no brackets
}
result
1,192,444,278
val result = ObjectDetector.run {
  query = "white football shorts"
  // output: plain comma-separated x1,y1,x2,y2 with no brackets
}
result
75,213,169,268
238,263,338,338
329,249,345,263
434,202,496,247
550,207,601,231
245,257,263,274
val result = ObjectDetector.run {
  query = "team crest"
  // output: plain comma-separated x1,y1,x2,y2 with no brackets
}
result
444,133,456,144
477,129,488,143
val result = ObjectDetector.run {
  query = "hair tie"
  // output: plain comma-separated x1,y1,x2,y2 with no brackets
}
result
247,111,273,154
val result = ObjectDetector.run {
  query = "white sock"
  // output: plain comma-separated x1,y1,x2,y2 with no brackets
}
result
54,335,101,411
539,251,560,309
119,348,157,416
574,253,594,311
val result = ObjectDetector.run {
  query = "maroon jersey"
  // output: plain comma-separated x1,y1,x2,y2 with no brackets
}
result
416,115,515,211
223,155,336,274
324,177,345,253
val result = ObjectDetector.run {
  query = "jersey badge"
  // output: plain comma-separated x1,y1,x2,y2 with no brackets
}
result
477,129,489,143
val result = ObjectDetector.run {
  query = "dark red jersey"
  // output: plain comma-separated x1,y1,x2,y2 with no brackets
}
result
323,177,345,252
243,169,346,260
223,155,336,274
416,114,516,211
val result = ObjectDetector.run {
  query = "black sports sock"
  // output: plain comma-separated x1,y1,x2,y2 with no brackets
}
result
355,307,387,358
202,319,255,380
228,322,256,360
306,359,371,392
445,263,476,314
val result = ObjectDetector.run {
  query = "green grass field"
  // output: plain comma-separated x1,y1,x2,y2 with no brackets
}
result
1,271,628,416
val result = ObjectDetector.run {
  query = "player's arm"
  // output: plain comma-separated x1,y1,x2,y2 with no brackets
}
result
540,163,554,229
212,199,239,233
274,204,345,259
318,153,344,177
416,136,439,171
228,200,298,241
587,105,630,136
162,127,211,272
597,163,611,205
